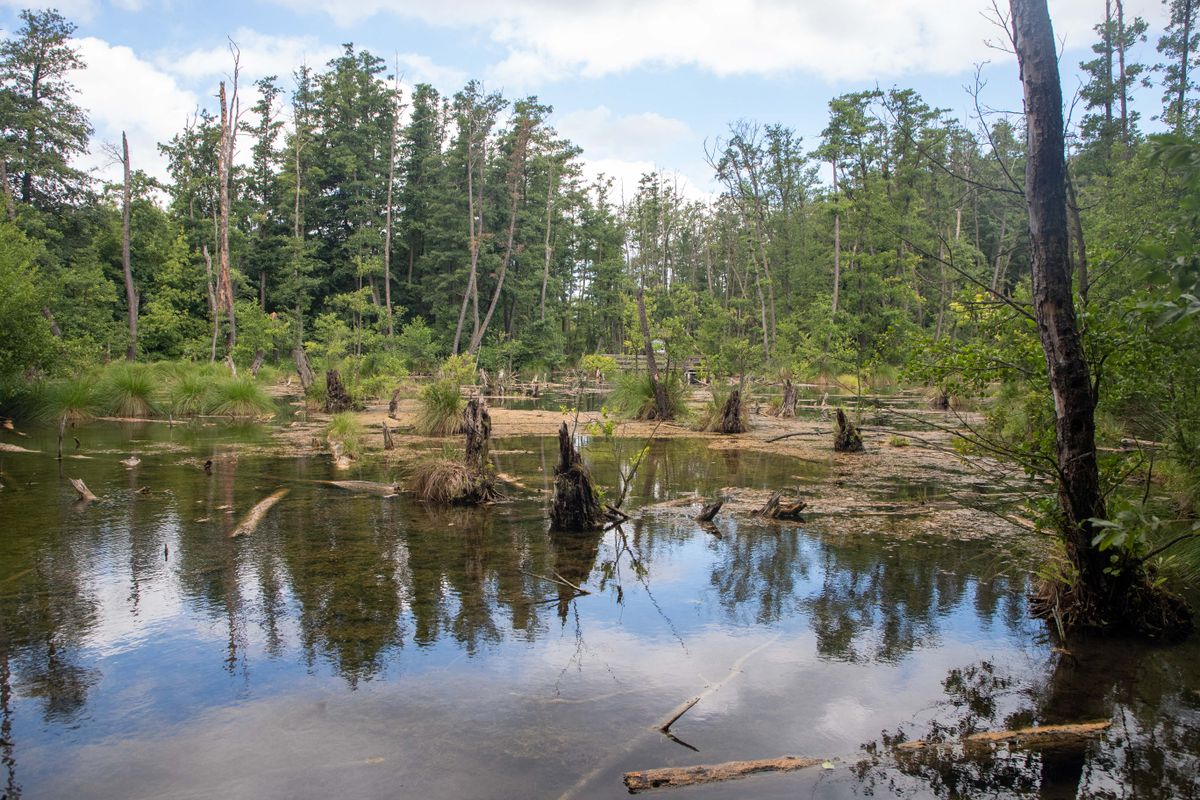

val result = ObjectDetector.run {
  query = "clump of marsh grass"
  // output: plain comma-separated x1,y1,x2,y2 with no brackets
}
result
415,379,464,436
607,370,687,420
34,375,100,421
325,412,365,456
408,456,492,504
96,362,160,418
167,369,212,416
209,376,275,418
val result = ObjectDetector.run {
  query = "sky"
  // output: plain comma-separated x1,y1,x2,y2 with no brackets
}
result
0,0,1175,199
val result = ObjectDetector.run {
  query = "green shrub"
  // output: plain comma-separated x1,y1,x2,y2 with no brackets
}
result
37,374,100,421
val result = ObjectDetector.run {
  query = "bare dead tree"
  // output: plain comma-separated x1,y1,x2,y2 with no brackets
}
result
216,42,241,365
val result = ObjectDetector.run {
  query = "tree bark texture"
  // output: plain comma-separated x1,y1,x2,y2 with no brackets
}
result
550,422,604,531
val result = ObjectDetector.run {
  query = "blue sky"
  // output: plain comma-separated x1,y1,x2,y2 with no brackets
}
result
0,0,1173,196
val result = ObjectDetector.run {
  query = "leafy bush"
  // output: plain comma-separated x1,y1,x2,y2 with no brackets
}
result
397,318,441,373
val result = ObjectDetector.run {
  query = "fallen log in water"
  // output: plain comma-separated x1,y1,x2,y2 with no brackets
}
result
0,442,39,453
896,721,1111,753
623,757,823,793
229,488,290,538
69,478,98,502
752,491,807,520
326,480,401,497
695,498,724,522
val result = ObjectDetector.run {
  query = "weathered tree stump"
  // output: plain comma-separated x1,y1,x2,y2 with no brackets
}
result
550,422,605,531
324,369,353,413
388,387,402,419
463,397,492,474
715,389,747,434
752,491,807,520
776,379,797,418
695,498,724,523
293,346,314,392
381,421,394,450
250,349,265,377
833,408,864,452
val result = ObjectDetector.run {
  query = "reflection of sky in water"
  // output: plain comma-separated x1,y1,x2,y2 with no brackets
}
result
1,422,1197,799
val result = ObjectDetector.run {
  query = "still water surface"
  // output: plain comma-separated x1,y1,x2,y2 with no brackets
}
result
0,421,1196,798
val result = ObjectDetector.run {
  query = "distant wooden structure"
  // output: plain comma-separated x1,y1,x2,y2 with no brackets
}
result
599,353,705,384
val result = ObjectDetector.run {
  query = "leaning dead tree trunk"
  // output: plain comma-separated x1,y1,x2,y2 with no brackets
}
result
120,131,137,361
637,287,671,420
775,379,797,418
550,422,605,531
1013,0,1190,637
323,370,352,413
833,408,863,452
217,75,238,358
695,498,724,523
293,346,314,392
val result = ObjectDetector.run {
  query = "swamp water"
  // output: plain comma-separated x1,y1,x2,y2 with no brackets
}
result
1,422,1197,799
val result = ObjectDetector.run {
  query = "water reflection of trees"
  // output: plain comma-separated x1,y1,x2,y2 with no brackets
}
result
856,640,1200,798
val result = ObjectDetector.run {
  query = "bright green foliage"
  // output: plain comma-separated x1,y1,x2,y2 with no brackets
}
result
396,318,440,373
326,412,366,455
209,375,275,418
0,224,57,379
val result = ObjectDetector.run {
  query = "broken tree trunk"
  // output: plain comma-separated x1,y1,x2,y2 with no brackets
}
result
550,421,605,531
776,379,797,418
250,349,265,377
293,346,315,393
69,478,98,502
323,370,352,413
229,488,290,538
833,408,864,452
715,389,747,434
388,387,402,419
637,287,672,420
753,491,808,520
462,397,492,474
624,757,823,794
381,421,394,450
695,498,724,523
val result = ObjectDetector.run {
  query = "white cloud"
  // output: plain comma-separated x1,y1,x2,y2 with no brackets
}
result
0,0,99,23
395,52,465,90
556,106,691,163
267,0,1171,84
578,157,714,204
70,36,198,184
160,27,341,82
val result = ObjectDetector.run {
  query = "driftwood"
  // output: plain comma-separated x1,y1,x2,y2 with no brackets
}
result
69,478,98,502
833,408,864,452
0,442,38,453
753,491,807,520
775,379,797,418
381,421,394,450
550,421,605,531
293,346,314,392
695,498,724,523
624,757,822,793
324,370,353,413
714,388,747,434
895,721,1111,753
325,480,401,497
229,488,290,538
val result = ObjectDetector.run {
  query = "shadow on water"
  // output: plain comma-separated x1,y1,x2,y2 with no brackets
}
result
0,421,1196,798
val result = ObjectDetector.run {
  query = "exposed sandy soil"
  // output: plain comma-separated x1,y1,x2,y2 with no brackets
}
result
268,386,1041,543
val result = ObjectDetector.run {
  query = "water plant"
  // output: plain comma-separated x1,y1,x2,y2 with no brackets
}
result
325,411,365,456
608,370,687,421
414,379,464,436
96,362,160,418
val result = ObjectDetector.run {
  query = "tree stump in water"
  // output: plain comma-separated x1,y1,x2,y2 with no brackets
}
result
833,408,864,452
715,389,747,434
324,370,353,413
776,379,797,418
696,498,724,523
463,397,492,474
753,491,807,520
550,422,605,531
293,346,315,392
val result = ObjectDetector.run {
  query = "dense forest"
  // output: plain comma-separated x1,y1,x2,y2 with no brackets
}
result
1,4,1200,623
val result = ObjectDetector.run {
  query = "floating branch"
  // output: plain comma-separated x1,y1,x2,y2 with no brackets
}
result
896,721,1111,753
624,756,823,793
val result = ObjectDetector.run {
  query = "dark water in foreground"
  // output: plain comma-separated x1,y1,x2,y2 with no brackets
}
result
0,422,1197,799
